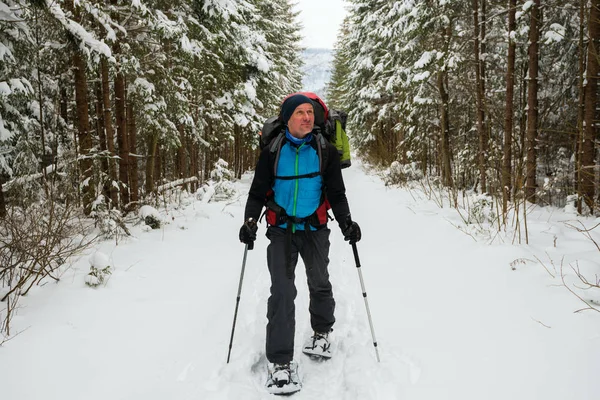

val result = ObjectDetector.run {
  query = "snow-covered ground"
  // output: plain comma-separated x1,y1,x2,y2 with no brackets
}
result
1,162,599,400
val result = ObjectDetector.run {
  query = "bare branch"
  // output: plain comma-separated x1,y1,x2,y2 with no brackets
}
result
560,262,600,314
531,317,551,328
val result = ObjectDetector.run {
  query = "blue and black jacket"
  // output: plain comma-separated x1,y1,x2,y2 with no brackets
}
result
244,130,350,231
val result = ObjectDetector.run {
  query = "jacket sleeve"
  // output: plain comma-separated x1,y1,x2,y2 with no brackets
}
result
323,143,351,228
244,146,273,221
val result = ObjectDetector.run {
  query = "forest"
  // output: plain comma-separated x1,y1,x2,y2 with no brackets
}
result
329,0,598,217
1,0,599,335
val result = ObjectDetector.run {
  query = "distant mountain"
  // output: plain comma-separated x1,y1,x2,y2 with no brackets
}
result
301,48,333,101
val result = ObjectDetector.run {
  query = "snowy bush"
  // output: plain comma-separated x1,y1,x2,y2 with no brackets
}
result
465,194,496,225
91,195,130,239
176,189,194,208
153,179,198,211
212,180,237,202
210,158,234,182
196,183,215,203
384,161,424,186
139,205,162,229
563,194,591,216
564,194,579,215
85,252,112,288
536,147,572,208
0,201,95,335
559,222,600,313
196,159,238,203
196,180,237,203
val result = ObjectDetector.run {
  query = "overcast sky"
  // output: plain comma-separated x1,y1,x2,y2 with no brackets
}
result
294,0,348,49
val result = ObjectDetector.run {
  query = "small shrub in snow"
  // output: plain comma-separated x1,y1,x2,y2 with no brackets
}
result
85,266,112,287
197,159,238,203
0,201,95,335
139,205,162,229
196,184,215,203
563,194,591,216
85,252,112,288
466,194,496,225
177,189,193,208
196,180,237,203
144,215,161,229
210,158,234,182
384,161,423,186
91,195,130,238
212,180,237,202
564,194,579,215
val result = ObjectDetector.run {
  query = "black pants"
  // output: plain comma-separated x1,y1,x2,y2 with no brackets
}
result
265,226,335,364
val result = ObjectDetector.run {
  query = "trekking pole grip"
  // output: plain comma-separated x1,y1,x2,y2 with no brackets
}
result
351,242,360,268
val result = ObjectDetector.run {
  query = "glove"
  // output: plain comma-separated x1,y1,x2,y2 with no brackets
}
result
239,218,258,248
341,217,361,245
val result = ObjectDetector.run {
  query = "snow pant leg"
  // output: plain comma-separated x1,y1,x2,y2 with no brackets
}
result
265,227,299,364
299,227,335,333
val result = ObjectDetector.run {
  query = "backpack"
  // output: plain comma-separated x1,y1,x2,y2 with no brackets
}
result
259,92,351,169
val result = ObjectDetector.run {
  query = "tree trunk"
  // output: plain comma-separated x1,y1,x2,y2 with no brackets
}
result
525,0,540,202
100,57,119,206
127,101,138,202
233,124,242,179
60,87,68,126
145,134,158,195
72,33,93,213
185,134,193,190
182,125,190,191
191,140,198,192
155,144,162,189
438,25,453,187
95,79,109,191
0,180,6,218
516,61,528,199
114,48,130,207
399,127,407,164
582,0,600,211
576,0,586,213
202,121,212,184
503,0,517,214
473,0,487,194
34,7,47,183
177,124,186,186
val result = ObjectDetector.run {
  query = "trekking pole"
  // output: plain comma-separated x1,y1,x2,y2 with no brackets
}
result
351,242,381,362
227,242,252,363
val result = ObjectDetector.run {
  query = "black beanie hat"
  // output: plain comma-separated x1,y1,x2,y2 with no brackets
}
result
280,94,314,124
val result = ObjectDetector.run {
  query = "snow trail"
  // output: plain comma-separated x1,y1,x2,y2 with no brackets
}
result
1,163,598,400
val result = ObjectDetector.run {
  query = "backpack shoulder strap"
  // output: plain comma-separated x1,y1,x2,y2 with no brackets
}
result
314,133,329,174
270,131,286,175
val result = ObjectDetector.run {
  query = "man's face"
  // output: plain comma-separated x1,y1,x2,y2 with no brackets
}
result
287,103,314,138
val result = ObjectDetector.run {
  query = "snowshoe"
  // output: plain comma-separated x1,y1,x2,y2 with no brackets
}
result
302,331,332,359
265,361,301,395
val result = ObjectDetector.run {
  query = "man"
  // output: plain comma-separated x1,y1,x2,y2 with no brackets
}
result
239,93,361,394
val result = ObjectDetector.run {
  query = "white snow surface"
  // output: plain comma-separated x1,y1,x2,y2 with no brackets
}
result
138,205,161,219
89,251,110,269
1,162,599,400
